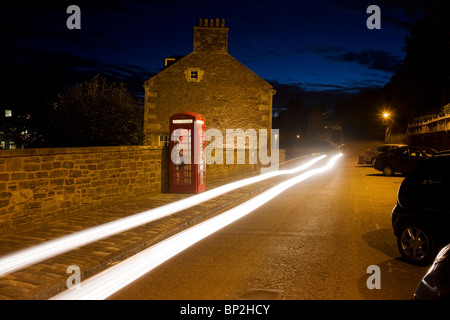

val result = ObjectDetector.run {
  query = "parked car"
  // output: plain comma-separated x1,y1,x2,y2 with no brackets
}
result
373,145,438,176
363,143,406,166
391,154,450,266
415,243,450,300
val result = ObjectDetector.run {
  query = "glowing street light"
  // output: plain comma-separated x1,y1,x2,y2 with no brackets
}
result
381,110,392,142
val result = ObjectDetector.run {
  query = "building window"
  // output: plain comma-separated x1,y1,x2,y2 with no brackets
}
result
159,134,169,147
184,68,204,82
5,110,12,117
190,70,198,80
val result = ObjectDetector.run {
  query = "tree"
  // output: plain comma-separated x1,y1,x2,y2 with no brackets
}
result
331,88,389,141
386,15,450,118
44,75,143,147
332,13,450,141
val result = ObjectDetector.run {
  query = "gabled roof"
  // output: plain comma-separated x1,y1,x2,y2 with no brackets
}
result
144,51,273,91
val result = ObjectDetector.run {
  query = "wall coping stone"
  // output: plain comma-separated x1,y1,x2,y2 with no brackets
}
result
0,145,164,158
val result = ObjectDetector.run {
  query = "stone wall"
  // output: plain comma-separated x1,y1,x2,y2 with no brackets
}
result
0,146,168,230
205,147,260,182
0,144,268,230
143,52,274,146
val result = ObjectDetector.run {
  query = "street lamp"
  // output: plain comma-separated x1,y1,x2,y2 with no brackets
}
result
382,110,391,142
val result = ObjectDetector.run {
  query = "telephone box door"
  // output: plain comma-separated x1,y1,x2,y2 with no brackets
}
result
169,112,206,194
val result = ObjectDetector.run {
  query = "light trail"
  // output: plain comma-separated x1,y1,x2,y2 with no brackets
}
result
0,154,327,277
51,153,343,300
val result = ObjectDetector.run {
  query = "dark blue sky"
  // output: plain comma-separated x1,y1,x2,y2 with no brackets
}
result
1,0,443,112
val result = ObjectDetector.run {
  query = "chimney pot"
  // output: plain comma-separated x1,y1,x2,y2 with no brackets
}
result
197,18,226,28
193,18,229,53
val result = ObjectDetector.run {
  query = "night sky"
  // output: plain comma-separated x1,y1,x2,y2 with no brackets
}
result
1,0,445,114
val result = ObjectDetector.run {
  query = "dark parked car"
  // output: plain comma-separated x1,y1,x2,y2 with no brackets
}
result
374,146,437,176
415,243,450,300
363,143,406,166
391,154,450,266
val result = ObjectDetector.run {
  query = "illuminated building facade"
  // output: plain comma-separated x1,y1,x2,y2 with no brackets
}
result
143,18,275,180
143,18,274,147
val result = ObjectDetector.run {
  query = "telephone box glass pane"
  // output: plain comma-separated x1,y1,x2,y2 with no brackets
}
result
173,128,192,185
169,113,206,194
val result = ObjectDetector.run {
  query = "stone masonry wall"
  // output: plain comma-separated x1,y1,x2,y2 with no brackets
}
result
143,53,273,146
0,146,168,230
143,53,273,180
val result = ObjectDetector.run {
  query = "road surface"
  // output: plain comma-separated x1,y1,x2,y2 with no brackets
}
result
110,141,428,300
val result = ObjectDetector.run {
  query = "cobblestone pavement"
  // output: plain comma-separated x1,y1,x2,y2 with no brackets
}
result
0,156,317,300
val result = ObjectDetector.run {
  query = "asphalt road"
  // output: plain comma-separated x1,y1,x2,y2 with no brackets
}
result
109,141,429,300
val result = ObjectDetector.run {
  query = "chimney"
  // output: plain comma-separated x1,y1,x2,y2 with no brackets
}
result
193,18,229,53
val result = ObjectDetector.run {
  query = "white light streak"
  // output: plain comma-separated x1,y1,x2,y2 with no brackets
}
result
0,155,327,277
51,153,342,300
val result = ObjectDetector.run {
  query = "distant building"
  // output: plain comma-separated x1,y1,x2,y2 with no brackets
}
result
1,109,16,149
143,18,275,180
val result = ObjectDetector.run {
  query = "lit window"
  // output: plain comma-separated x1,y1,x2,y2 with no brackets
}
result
184,68,204,82
190,70,198,80
5,110,12,117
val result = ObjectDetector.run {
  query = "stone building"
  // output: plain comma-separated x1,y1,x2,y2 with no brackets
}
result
143,18,275,181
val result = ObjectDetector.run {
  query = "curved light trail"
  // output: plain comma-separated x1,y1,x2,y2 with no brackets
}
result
51,153,342,300
0,154,327,277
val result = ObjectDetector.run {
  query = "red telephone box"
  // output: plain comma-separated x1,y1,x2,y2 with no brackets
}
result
169,112,206,194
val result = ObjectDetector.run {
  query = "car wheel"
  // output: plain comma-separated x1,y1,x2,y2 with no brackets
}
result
383,165,394,176
397,222,437,266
